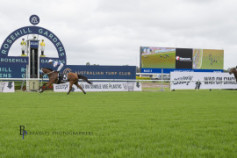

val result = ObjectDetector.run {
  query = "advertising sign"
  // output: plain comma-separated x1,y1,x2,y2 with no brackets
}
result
170,72,237,90
61,65,137,79
53,82,142,92
0,82,15,92
175,48,193,69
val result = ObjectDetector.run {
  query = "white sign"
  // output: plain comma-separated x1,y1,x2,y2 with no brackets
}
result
0,82,15,92
54,82,142,92
170,72,237,90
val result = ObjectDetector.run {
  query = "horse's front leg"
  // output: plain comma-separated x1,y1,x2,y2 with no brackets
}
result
39,83,47,92
39,81,53,93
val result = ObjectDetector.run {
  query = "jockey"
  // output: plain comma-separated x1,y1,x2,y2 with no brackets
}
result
48,59,64,83
48,59,64,73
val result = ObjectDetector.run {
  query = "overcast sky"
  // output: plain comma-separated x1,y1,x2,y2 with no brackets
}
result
0,0,237,69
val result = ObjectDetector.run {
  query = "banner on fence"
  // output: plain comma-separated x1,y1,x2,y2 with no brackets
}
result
0,82,15,92
53,82,142,92
170,72,237,90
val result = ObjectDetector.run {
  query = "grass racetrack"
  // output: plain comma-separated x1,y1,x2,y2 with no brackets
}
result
0,90,237,157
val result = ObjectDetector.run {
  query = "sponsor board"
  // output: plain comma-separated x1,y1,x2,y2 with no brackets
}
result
175,48,193,69
61,65,136,79
0,82,15,92
30,40,39,48
54,82,142,92
170,72,237,90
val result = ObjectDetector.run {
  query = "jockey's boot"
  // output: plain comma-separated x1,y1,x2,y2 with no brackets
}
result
57,73,63,84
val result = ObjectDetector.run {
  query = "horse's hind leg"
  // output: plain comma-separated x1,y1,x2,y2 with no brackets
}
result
67,81,73,95
75,82,86,94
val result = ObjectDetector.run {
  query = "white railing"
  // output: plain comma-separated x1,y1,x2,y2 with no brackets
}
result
0,78,168,82
0,78,48,81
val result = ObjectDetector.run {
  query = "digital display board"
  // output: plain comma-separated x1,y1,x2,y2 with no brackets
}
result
140,46,224,73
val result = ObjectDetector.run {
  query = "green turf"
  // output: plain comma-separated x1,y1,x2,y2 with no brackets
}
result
0,90,236,157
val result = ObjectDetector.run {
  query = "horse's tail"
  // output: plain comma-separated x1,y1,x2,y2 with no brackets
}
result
78,74,92,84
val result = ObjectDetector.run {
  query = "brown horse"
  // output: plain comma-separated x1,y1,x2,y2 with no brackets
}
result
39,68,92,95
229,67,237,82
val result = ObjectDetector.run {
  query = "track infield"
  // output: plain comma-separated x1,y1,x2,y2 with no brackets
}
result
0,90,236,157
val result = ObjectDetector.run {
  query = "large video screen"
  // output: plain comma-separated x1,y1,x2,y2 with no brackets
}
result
140,47,224,70
140,47,176,68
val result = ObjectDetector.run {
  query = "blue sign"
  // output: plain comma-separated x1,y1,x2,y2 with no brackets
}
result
30,40,39,48
60,65,136,79
0,60,28,78
29,15,40,25
141,68,223,73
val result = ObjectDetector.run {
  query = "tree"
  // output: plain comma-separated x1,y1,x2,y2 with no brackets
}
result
86,62,90,66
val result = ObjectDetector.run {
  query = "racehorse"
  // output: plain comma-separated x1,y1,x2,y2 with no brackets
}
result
39,68,92,95
229,67,237,82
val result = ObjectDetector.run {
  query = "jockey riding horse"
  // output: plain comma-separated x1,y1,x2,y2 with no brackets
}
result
229,66,237,82
48,59,64,84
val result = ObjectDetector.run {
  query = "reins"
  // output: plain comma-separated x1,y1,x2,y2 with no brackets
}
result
46,71,55,75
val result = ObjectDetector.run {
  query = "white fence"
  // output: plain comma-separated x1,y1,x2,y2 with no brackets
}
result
0,72,236,92
0,77,166,92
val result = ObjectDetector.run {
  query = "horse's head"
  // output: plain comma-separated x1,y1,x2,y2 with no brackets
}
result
229,67,237,75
